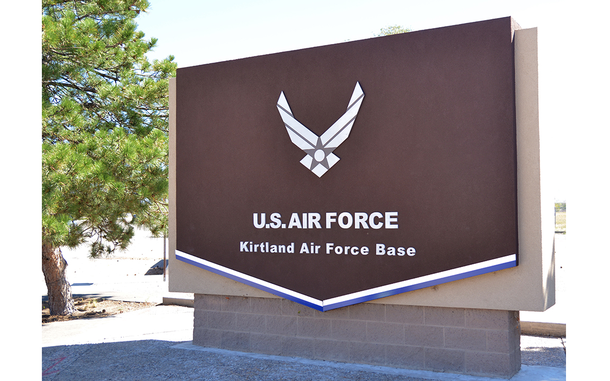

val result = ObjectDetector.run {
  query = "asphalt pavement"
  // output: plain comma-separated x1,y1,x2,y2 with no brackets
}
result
41,229,567,380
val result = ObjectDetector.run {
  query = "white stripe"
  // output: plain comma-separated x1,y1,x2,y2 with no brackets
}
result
176,250,323,307
176,250,515,309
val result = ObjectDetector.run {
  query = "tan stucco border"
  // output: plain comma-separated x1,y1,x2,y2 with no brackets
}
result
168,27,555,312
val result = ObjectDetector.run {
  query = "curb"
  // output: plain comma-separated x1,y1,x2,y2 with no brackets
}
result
521,321,566,337
162,295,194,307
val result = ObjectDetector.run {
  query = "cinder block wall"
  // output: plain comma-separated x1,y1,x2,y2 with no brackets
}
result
193,294,521,378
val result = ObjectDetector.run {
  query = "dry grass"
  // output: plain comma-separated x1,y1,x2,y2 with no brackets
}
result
42,297,156,323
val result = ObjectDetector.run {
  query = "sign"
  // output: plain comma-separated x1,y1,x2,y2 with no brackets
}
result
176,17,519,311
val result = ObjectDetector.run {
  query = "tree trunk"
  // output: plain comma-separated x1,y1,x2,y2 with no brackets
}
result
42,243,76,316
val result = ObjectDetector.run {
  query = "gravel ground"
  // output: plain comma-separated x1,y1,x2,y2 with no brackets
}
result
43,340,441,381
521,335,566,368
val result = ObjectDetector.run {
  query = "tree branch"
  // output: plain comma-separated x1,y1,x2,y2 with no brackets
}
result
44,79,97,94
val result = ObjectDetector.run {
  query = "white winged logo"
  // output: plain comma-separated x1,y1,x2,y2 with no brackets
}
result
277,82,365,177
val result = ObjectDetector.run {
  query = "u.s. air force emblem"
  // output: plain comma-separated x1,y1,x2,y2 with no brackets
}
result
276,82,365,177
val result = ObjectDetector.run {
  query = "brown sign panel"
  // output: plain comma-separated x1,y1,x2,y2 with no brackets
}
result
176,17,519,311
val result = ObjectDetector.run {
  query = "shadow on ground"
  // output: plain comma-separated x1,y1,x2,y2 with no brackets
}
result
43,340,439,380
43,339,567,381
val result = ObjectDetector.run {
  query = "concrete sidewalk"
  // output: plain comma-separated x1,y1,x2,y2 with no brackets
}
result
41,228,194,306
42,230,566,380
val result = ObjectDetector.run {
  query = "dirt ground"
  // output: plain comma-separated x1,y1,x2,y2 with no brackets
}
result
42,297,157,323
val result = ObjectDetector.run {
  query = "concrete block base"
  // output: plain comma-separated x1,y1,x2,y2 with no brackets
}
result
193,294,521,378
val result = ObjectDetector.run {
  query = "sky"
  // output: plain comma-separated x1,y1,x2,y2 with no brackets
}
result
137,0,559,68
134,0,607,203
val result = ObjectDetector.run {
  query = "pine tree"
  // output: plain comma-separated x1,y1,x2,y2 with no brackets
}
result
42,0,176,315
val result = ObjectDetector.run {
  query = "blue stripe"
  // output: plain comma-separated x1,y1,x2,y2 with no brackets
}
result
322,260,516,311
176,252,516,312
